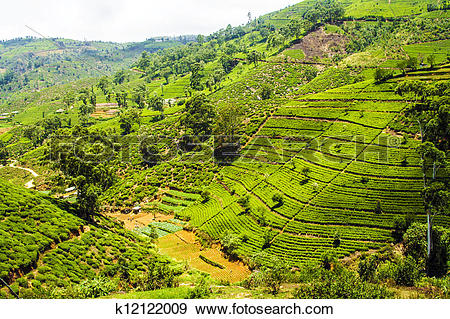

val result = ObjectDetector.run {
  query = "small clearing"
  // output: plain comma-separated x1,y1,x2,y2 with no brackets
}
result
288,27,348,61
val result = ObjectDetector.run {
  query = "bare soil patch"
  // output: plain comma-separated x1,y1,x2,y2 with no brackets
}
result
289,27,348,61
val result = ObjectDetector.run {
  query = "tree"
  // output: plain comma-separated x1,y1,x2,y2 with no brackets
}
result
136,51,151,70
0,141,8,165
406,56,419,71
267,32,285,49
260,84,273,100
97,77,111,95
396,81,449,270
79,103,95,126
261,256,288,294
397,60,408,76
119,108,141,135
358,255,378,282
220,230,241,259
303,0,345,25
189,62,204,90
133,84,147,109
113,70,126,85
247,50,263,66
63,92,75,109
285,19,304,39
374,68,394,82
180,94,215,136
47,128,115,221
78,88,90,105
214,104,243,137
272,193,284,207
427,54,436,69
161,68,171,85
23,125,45,146
220,54,238,74
237,195,250,212
404,223,450,277
75,177,100,220
147,95,164,112
115,91,128,108
200,190,210,203
139,137,160,165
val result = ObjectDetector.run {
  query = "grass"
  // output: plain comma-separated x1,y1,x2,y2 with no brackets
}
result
104,287,192,299
283,49,305,60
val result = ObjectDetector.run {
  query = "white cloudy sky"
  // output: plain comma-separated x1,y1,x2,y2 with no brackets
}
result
0,0,302,43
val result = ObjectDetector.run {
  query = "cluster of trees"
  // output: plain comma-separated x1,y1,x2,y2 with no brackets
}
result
23,116,63,147
395,80,449,276
46,126,116,220
302,0,345,25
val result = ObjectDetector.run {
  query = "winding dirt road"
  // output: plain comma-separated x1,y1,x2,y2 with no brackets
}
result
0,160,39,188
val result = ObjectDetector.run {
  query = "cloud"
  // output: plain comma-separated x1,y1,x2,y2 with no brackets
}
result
0,0,301,42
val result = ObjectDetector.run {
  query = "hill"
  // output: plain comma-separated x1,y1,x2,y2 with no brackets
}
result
0,0,449,299
0,177,184,298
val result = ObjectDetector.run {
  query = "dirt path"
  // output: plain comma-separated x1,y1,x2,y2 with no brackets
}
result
6,160,39,188
9,161,39,177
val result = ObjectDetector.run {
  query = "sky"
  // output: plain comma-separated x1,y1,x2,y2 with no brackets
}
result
0,0,302,43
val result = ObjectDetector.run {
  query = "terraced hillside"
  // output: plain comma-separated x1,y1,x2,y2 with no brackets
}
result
179,65,450,266
0,178,181,298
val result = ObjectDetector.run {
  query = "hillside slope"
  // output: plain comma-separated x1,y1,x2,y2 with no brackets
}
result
0,178,180,298
179,65,450,266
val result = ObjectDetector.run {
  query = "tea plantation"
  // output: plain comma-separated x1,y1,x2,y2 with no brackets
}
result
179,66,450,266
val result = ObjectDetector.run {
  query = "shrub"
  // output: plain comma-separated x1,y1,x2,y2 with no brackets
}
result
260,84,273,100
200,190,210,203
272,193,284,207
393,256,420,286
220,230,241,259
76,277,116,298
187,275,211,299
332,232,341,248
199,255,225,269
293,269,393,299
358,255,378,282
374,68,394,82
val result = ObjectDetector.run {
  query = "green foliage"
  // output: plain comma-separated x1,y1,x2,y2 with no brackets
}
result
180,94,215,135
200,190,211,203
119,108,141,135
76,277,116,298
220,230,241,259
187,275,211,299
393,256,421,286
374,68,394,83
358,255,378,282
293,268,393,299
271,192,284,207
404,223,449,277
261,256,289,294
260,84,273,100
303,0,345,25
